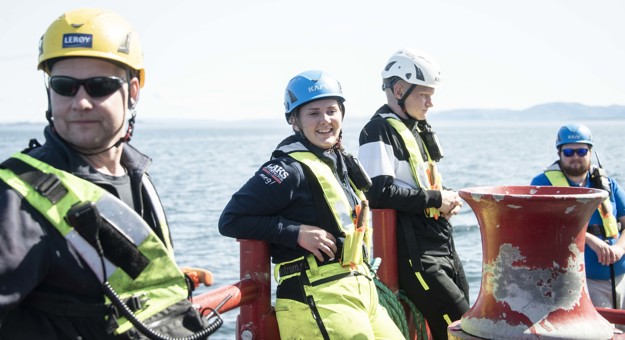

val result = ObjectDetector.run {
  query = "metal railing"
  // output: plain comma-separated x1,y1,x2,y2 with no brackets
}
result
192,209,625,339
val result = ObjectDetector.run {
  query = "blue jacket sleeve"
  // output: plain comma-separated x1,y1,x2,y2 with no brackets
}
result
218,158,303,249
530,173,551,186
610,179,625,219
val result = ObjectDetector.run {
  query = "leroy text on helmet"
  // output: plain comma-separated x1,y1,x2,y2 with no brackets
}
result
62,33,93,47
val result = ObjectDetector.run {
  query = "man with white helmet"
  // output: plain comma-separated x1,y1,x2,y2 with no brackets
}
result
358,48,469,339
531,123,625,331
0,8,217,339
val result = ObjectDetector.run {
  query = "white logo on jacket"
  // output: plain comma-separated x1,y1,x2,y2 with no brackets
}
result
261,164,289,184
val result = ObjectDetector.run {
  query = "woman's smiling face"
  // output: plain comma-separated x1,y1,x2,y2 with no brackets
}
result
292,98,342,150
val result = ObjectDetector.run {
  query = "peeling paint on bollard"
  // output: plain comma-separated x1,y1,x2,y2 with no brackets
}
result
455,186,614,339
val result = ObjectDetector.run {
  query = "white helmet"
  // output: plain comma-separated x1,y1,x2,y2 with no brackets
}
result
381,48,442,90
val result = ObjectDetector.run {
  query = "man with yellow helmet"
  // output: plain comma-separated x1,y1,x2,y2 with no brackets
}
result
38,8,145,150
0,8,216,339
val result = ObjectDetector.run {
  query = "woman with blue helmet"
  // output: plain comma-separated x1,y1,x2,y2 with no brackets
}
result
219,70,405,339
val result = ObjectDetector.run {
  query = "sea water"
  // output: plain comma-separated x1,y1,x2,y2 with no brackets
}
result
1,118,623,339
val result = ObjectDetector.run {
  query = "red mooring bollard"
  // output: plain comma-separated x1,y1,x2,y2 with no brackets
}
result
451,186,615,339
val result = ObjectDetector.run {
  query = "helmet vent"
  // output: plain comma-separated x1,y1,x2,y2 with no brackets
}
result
117,33,131,54
413,65,425,81
384,61,396,72
287,90,297,107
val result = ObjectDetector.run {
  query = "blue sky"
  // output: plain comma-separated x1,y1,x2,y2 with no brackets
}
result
1,0,624,123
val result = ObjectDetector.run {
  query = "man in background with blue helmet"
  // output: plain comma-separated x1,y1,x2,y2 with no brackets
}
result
220,70,405,339
531,123,625,329
358,48,469,340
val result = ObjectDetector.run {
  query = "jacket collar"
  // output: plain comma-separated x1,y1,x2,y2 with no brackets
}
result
28,126,152,183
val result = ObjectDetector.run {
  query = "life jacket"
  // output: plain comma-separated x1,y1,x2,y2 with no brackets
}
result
277,141,369,268
383,114,442,219
0,152,189,335
543,162,619,238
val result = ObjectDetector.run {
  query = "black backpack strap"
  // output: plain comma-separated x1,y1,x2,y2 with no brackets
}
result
1,156,150,279
0,156,68,204
590,165,612,196
24,138,42,152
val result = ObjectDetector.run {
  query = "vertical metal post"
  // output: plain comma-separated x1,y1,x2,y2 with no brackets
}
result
372,209,399,292
237,239,279,339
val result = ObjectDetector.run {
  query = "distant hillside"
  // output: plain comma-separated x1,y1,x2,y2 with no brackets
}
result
434,102,625,121
1,102,623,128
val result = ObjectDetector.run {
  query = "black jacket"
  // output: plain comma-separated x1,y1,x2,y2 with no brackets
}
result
359,107,453,265
0,126,171,339
219,134,358,264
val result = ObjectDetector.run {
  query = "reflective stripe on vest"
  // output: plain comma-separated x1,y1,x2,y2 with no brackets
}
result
0,153,188,334
544,163,618,238
277,142,367,266
383,115,442,218
142,178,174,252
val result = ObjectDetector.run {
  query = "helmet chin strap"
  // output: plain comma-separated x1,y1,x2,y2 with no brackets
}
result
292,118,310,146
120,111,136,143
44,72,55,128
397,84,416,117
335,130,343,151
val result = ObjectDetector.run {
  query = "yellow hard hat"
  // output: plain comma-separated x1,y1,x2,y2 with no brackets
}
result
38,8,145,87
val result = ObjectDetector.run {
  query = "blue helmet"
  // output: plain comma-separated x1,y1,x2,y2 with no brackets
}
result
556,123,593,148
284,70,345,123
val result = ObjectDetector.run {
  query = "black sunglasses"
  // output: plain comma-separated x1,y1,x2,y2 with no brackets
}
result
49,76,126,98
562,148,589,157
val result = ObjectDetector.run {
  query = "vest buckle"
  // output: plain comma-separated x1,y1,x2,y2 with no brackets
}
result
34,173,67,203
